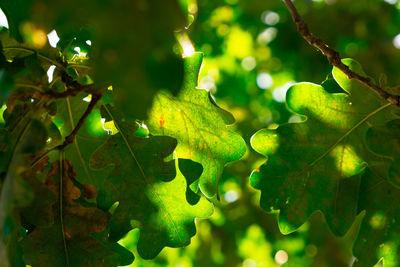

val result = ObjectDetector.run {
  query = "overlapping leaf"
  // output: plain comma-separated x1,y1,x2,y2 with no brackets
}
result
90,105,214,259
350,167,400,267
250,59,398,235
21,160,133,267
147,52,246,198
339,119,400,266
53,93,112,194
366,119,400,187
0,103,48,267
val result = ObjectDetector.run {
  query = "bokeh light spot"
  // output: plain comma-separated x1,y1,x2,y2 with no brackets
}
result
261,11,279,26
241,56,256,71
393,33,400,49
256,73,273,89
274,250,288,265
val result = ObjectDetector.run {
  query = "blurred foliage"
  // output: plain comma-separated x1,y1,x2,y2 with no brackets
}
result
1,0,400,266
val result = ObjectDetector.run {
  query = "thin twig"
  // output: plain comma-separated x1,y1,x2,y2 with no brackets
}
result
31,93,102,166
32,85,94,100
56,93,102,151
15,82,94,100
283,0,400,106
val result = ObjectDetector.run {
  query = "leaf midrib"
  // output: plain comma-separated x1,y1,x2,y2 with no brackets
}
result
101,102,185,245
263,103,392,180
307,102,391,171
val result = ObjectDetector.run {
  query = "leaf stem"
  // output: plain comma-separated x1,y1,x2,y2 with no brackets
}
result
59,152,70,267
282,0,400,106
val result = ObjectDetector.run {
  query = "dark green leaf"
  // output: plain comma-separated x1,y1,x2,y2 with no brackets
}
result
21,160,133,267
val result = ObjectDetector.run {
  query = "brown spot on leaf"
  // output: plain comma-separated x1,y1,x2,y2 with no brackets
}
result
44,160,109,238
82,184,98,199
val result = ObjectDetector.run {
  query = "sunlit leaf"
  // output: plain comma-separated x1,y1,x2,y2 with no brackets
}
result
250,59,398,235
147,52,246,198
90,105,213,259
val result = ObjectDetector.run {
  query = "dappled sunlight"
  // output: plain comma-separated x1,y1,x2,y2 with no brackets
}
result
178,33,195,58
369,212,387,230
47,29,59,48
0,104,6,124
46,65,56,83
100,118,119,135
1,0,399,266
378,241,398,266
0,8,8,28
329,145,364,177
250,129,279,156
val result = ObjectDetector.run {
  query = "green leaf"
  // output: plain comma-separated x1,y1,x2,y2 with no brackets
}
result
53,94,111,192
366,119,400,187
0,106,48,267
353,167,400,267
147,52,246,198
90,105,213,259
22,225,127,267
21,160,133,267
351,119,400,265
250,59,397,235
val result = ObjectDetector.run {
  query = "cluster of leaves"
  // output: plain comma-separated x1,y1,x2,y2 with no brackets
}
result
1,0,400,267
0,1,246,266
251,59,400,266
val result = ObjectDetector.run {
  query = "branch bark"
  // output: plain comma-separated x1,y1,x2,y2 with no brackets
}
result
55,93,102,151
31,93,102,167
283,0,400,106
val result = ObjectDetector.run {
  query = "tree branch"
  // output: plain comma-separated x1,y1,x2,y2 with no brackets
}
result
283,0,400,106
